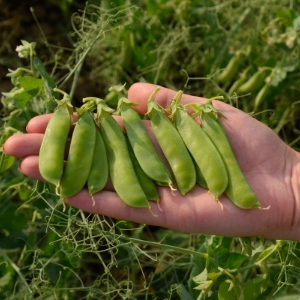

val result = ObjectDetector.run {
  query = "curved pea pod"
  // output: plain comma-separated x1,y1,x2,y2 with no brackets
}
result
228,76,246,95
99,109,150,209
238,68,270,94
172,106,228,200
228,66,251,95
126,139,159,202
196,102,260,209
147,88,196,195
87,127,109,196
117,97,172,187
253,83,271,112
39,102,72,189
60,112,96,199
217,51,244,85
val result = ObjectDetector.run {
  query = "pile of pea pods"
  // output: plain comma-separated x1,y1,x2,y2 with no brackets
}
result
39,87,261,210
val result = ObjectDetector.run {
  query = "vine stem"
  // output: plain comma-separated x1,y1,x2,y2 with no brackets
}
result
119,235,208,259
0,249,32,293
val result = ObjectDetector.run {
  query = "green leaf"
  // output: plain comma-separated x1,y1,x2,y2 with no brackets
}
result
12,90,34,109
0,204,28,234
0,272,13,292
293,15,300,31
0,232,27,249
218,281,237,300
241,275,268,300
0,152,15,173
223,252,248,269
33,56,57,106
19,76,43,91
193,268,208,283
33,57,55,88
194,280,213,291
255,242,281,264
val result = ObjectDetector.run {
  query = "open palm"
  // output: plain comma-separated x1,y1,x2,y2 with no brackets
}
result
4,83,300,241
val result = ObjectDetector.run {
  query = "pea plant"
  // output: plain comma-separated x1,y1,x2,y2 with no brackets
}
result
1,1,300,299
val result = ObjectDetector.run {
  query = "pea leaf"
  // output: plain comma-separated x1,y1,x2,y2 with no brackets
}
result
12,90,34,109
0,232,27,249
218,281,238,300
0,152,15,173
293,15,300,31
0,272,13,290
241,274,269,300
222,252,248,269
0,203,28,234
19,76,43,91
193,268,208,283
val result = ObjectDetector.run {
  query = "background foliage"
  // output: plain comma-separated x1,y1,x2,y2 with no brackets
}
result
1,0,300,299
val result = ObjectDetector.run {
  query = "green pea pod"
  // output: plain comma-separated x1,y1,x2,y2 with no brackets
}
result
193,157,208,189
194,101,260,209
238,68,270,94
170,95,228,200
87,127,109,196
99,105,150,209
228,66,251,95
254,83,271,112
147,88,196,196
39,100,72,189
126,139,159,202
217,51,243,85
117,97,172,187
60,112,96,199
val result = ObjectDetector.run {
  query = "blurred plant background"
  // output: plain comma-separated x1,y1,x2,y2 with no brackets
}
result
1,0,300,299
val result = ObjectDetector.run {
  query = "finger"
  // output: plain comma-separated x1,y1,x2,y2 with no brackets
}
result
19,156,44,181
3,133,43,158
127,82,208,114
26,114,52,133
64,186,266,237
18,155,116,192
26,113,78,134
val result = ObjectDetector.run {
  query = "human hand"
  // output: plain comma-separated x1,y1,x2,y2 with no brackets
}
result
3,83,300,241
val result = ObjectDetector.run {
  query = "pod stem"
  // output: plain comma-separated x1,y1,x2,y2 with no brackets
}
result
169,90,184,118
189,99,225,122
146,86,164,116
53,88,73,113
82,97,115,119
116,96,139,115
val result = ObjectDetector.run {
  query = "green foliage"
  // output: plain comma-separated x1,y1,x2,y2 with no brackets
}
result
1,0,300,299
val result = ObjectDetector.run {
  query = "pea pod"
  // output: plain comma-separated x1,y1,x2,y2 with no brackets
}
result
95,99,150,208
87,127,108,196
39,93,72,189
228,66,251,95
192,101,260,209
170,92,228,199
254,83,271,112
217,51,244,85
60,112,96,199
193,158,208,189
117,96,172,187
238,67,270,94
126,139,159,202
147,88,196,196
